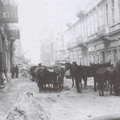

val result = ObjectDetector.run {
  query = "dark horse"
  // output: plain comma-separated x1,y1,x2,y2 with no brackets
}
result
65,62,83,87
96,61,120,96
29,65,38,81
53,66,65,91
65,63,83,93
36,67,58,92
65,62,112,92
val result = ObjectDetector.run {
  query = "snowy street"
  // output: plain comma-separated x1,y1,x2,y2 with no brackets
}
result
0,76,120,120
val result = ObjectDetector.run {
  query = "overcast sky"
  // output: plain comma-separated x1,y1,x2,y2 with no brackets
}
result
16,0,93,64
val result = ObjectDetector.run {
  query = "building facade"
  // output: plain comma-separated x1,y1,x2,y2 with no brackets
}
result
40,31,66,66
0,0,20,85
65,0,120,65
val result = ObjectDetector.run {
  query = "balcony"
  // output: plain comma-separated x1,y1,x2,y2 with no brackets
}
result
77,37,84,45
67,41,78,50
59,46,66,53
76,6,86,18
67,36,86,50
97,24,106,37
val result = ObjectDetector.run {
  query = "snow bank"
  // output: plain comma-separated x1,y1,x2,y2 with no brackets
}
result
6,92,48,120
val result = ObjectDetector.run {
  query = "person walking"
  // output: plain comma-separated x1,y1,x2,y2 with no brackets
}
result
11,64,15,79
15,64,19,78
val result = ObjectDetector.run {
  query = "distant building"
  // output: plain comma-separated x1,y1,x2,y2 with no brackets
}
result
64,0,120,65
40,32,66,66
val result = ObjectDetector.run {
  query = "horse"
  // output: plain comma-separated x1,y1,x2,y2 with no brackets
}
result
96,66,118,96
65,62,112,92
29,65,38,81
65,63,83,92
65,63,78,87
89,61,112,91
53,66,65,91
36,67,58,92
96,61,120,96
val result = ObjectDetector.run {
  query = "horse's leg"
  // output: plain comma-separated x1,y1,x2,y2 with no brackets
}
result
106,81,109,91
79,78,81,93
75,76,77,87
110,83,112,95
102,83,104,96
59,79,61,91
94,77,97,92
83,76,87,88
39,82,42,92
49,83,51,92
39,82,41,92
62,77,64,89
45,84,47,92
71,76,74,87
53,83,56,92
75,76,81,93
99,86,101,96
41,83,43,92
58,78,61,91
98,82,102,96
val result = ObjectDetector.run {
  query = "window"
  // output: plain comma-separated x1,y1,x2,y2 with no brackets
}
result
114,49,117,63
91,14,94,34
95,11,97,32
107,53,111,62
89,15,92,35
112,0,115,24
84,56,87,65
83,21,85,37
86,17,88,36
91,55,94,63
88,16,90,36
93,13,95,34
99,8,103,26
84,19,87,37
106,4,108,26
119,0,120,20
81,22,83,37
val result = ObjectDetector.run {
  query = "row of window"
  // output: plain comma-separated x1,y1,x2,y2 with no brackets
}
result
69,49,118,65
70,0,120,40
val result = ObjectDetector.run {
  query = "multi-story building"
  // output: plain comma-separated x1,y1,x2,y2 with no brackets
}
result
65,0,120,65
0,0,20,85
40,31,66,66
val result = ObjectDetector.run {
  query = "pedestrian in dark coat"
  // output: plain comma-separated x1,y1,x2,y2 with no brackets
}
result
15,65,19,78
11,64,15,79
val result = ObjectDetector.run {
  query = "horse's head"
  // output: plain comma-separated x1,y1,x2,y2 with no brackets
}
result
114,61,120,73
38,67,49,77
65,63,71,71
53,67,60,75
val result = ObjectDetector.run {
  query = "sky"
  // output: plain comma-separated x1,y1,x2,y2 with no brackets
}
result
16,0,93,64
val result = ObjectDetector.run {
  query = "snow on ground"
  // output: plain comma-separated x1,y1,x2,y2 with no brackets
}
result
0,76,120,120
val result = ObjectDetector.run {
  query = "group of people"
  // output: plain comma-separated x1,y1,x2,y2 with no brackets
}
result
11,64,19,79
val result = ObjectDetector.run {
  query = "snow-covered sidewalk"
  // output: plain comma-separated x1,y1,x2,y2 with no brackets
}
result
0,77,120,120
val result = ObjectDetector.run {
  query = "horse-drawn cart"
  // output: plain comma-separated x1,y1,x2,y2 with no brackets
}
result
29,65,65,92
36,67,64,92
